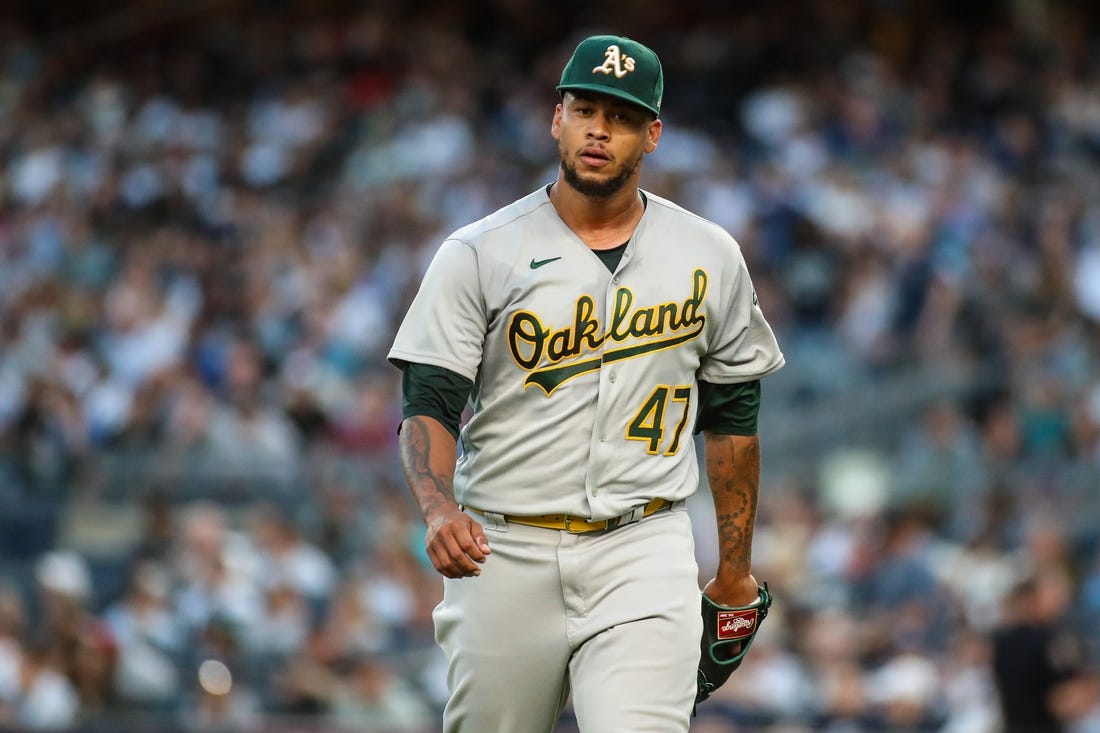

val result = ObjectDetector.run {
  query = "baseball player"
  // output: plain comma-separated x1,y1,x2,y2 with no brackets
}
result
389,34,784,732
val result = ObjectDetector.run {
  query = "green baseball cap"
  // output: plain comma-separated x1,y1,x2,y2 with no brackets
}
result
557,35,663,117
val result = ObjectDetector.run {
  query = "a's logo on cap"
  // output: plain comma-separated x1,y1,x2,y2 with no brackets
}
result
593,44,636,78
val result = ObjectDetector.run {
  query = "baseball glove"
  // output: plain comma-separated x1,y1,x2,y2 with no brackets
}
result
695,582,772,705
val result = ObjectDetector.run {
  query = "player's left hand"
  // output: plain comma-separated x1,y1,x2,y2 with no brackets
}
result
695,575,772,706
702,574,761,607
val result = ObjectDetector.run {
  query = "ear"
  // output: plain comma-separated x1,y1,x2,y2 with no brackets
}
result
551,103,563,141
644,118,662,154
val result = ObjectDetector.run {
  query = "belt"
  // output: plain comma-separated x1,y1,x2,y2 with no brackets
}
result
464,498,675,534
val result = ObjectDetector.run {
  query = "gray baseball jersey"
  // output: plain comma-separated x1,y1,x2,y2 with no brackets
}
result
388,186,784,520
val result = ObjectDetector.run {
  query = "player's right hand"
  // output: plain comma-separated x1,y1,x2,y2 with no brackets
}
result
424,503,492,579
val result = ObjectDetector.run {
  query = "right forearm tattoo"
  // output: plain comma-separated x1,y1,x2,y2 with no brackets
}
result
399,416,456,517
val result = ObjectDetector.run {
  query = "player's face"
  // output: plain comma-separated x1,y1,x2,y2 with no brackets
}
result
552,92,661,198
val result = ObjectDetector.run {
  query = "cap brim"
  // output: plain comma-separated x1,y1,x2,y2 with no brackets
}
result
557,84,659,117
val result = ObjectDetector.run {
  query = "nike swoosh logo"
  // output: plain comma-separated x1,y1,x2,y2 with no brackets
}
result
530,256,562,269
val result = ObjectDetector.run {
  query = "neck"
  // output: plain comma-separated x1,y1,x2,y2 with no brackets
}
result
549,178,644,250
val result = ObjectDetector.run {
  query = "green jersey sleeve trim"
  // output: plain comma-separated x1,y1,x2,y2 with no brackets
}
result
695,379,761,436
400,362,474,440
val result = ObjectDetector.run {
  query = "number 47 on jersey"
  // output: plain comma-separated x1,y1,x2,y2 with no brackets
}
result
626,384,691,455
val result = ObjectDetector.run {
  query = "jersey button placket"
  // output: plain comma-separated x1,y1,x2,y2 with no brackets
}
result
587,266,625,505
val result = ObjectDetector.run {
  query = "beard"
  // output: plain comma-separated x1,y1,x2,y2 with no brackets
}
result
559,145,643,198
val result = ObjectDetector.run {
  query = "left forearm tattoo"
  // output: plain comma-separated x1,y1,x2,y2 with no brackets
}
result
705,434,760,575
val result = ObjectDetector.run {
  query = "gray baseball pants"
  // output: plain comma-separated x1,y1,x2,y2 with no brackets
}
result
433,506,701,732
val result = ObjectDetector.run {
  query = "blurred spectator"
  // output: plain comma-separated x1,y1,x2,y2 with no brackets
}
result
326,655,434,733
9,638,81,731
242,581,312,660
244,501,336,606
851,512,954,654
354,545,439,653
31,551,117,711
892,399,986,532
311,579,391,662
800,608,873,730
864,652,944,731
171,502,263,635
272,648,433,731
102,560,183,709
0,584,29,726
1049,670,1100,733
939,629,1001,733
991,573,1087,733
202,340,303,493
932,528,1019,632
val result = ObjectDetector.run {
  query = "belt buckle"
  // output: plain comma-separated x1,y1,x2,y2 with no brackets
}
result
617,504,646,529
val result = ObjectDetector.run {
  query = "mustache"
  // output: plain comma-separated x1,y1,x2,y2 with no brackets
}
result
578,145,612,161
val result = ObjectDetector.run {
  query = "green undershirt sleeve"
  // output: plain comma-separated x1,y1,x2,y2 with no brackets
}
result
695,379,761,436
400,362,474,440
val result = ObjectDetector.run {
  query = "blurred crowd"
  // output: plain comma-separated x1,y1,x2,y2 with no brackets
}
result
0,0,1099,731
